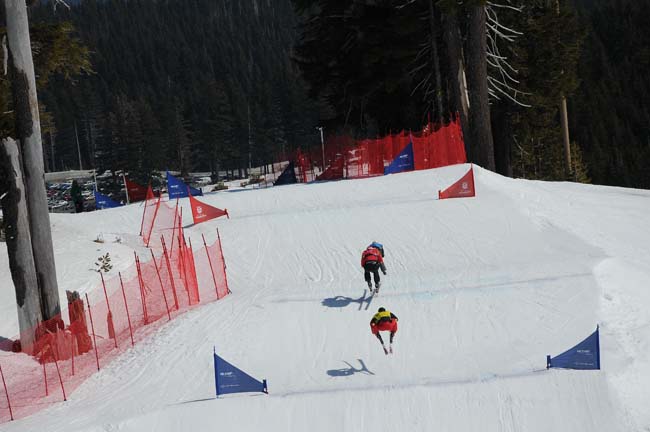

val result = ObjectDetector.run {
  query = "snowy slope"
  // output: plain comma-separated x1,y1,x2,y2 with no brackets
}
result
1,164,649,432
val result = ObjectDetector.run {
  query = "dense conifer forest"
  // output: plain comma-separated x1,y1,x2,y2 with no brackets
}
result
2,0,648,187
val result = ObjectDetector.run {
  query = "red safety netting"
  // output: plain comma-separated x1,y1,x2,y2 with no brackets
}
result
140,185,160,245
316,153,345,181
194,232,230,301
318,117,466,180
295,149,317,183
0,228,229,423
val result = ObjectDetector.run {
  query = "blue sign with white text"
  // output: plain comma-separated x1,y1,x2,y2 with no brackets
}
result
547,326,600,370
214,351,268,396
384,142,414,175
166,172,203,199
94,191,122,209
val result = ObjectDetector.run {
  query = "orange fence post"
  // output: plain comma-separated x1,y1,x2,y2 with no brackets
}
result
119,273,135,346
99,272,118,349
217,228,231,294
145,195,161,247
178,235,191,305
134,253,149,324
85,293,100,371
52,354,66,402
187,238,200,303
150,250,172,321
161,237,179,310
43,362,48,396
70,336,75,376
202,234,220,299
170,200,179,256
0,363,13,421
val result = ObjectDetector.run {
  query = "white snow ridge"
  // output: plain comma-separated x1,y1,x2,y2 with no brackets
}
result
1,164,649,431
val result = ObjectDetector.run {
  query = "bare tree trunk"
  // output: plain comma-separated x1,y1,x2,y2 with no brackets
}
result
428,0,444,123
552,0,572,176
560,97,571,174
442,10,471,159
465,4,495,171
0,138,42,353
5,0,61,320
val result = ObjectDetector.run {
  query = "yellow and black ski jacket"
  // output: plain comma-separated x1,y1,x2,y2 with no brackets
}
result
370,310,398,326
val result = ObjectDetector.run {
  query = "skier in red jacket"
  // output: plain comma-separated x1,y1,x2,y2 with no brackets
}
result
361,245,387,292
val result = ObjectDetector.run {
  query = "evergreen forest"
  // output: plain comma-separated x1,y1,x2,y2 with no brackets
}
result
1,0,648,188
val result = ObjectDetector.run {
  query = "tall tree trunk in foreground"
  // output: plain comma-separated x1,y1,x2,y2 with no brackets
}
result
0,138,42,352
465,3,495,170
5,0,61,320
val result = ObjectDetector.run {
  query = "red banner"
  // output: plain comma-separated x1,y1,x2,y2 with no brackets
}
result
124,177,148,202
189,193,229,225
438,166,475,199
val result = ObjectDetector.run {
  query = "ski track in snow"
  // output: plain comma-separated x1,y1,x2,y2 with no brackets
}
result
1,164,649,431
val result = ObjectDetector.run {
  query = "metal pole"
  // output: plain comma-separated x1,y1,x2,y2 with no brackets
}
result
317,126,325,171
74,120,83,171
123,174,130,204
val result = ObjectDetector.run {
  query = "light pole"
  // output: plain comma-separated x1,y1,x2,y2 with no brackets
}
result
317,126,325,172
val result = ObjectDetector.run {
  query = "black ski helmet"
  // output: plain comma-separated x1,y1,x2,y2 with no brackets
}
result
378,307,386,313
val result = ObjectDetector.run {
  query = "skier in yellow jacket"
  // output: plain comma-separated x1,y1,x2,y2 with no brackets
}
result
370,307,398,354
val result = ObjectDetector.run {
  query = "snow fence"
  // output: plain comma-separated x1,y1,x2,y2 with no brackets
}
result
0,228,229,423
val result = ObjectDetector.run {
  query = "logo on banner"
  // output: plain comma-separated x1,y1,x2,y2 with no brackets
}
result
462,182,468,190
196,205,206,219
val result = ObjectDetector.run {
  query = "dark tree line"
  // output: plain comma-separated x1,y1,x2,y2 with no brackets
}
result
31,0,321,180
9,0,649,188
570,0,650,188
292,0,649,187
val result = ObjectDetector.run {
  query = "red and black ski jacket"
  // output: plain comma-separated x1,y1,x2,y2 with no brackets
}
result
361,247,384,267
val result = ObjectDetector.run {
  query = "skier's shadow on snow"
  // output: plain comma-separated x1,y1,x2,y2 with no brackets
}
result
321,291,374,311
327,359,375,377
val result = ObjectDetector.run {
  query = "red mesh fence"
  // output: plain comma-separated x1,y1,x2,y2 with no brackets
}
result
318,118,465,180
0,229,229,423
295,149,317,183
144,199,179,250
140,186,160,245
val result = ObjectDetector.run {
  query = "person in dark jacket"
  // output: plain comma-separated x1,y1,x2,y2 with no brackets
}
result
70,180,84,213
370,307,398,354
361,245,387,291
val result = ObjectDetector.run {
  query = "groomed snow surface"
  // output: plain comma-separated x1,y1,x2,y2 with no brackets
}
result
1,164,649,431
